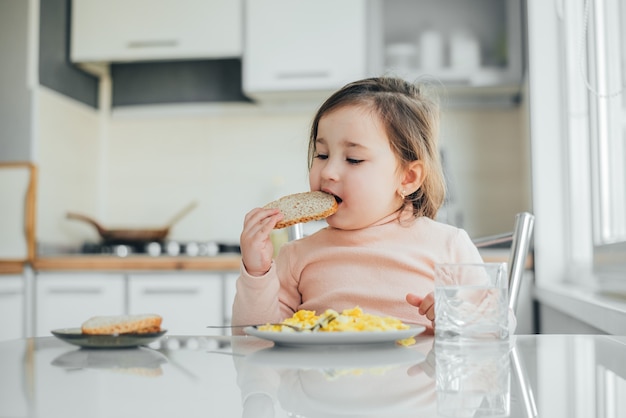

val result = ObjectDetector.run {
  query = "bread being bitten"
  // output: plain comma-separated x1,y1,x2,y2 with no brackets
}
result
263,191,338,229
81,314,162,335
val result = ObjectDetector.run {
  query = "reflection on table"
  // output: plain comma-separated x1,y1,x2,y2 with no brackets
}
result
1,333,625,417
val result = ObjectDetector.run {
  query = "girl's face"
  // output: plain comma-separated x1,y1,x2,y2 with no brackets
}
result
309,105,407,230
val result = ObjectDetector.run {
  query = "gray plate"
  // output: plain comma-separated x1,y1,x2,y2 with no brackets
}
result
51,328,167,349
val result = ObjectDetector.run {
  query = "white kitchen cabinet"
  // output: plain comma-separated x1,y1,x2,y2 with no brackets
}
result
242,0,368,101
0,275,25,341
377,0,523,100
0,1,33,161
71,0,242,63
128,274,222,335
35,273,125,337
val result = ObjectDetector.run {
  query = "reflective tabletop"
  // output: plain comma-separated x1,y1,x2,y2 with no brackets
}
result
1,333,625,418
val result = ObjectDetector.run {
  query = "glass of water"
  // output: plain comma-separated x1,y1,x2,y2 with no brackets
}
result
434,263,509,343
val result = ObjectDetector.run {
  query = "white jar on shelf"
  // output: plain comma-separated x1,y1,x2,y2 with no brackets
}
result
450,30,481,73
419,29,444,71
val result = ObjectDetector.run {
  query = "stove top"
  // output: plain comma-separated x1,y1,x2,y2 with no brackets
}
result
80,241,240,257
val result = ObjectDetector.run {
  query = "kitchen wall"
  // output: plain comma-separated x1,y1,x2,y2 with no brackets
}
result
35,83,531,246
36,87,101,246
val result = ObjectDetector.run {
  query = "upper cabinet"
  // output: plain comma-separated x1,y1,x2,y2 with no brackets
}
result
67,0,523,107
243,0,523,106
242,0,368,102
70,0,243,63
377,0,523,104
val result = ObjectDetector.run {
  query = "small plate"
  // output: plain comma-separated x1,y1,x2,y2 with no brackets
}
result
244,325,424,347
51,328,167,349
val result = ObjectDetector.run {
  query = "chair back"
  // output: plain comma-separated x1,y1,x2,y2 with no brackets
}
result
473,212,535,313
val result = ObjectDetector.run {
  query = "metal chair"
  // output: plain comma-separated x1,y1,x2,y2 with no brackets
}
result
287,223,304,241
472,212,535,313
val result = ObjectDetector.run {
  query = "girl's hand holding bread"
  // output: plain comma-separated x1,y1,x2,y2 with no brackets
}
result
240,207,283,277
241,191,338,277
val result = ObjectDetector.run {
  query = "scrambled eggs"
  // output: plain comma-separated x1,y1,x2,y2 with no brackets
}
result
257,306,416,346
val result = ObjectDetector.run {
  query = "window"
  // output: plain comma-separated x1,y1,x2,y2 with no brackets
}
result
584,0,626,280
555,0,626,285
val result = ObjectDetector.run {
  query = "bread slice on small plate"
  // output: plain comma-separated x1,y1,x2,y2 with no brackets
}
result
81,313,162,335
263,191,338,229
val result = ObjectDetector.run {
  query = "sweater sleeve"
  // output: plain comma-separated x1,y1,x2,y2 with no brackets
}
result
231,260,283,331
451,228,484,263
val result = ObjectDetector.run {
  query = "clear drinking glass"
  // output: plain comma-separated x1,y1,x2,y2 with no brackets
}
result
434,263,509,343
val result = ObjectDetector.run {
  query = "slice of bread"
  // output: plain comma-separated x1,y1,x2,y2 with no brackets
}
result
263,191,338,229
81,314,162,335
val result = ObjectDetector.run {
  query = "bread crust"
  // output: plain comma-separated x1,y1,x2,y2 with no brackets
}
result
81,314,162,335
263,191,338,229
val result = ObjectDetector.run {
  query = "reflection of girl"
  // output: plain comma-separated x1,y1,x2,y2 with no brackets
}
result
233,336,438,418
230,338,280,418
234,77,487,333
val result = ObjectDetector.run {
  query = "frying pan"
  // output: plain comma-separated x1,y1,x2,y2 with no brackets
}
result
67,201,197,243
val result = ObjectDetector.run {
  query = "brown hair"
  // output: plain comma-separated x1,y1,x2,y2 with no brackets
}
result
308,77,445,219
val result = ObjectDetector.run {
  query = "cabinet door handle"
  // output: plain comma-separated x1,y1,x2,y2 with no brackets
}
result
142,288,199,296
0,290,21,297
127,40,179,49
275,71,330,80
47,287,102,295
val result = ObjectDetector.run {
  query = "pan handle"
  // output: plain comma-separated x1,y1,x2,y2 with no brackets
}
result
164,201,198,229
66,212,106,234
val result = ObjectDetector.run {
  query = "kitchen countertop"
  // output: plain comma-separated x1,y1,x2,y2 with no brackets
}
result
31,254,242,272
1,333,623,418
30,248,517,271
0,260,26,274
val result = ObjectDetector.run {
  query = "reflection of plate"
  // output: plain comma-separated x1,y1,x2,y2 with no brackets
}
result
277,355,437,417
52,347,168,372
51,328,167,349
244,325,424,347
246,344,425,370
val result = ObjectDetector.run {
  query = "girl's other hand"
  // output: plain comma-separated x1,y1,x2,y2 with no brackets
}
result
240,207,284,277
406,292,435,325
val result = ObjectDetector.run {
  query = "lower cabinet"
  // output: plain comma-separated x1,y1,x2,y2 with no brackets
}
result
34,272,231,337
128,273,223,335
0,275,25,341
35,273,125,337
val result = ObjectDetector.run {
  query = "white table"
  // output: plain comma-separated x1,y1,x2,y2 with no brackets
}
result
1,333,625,417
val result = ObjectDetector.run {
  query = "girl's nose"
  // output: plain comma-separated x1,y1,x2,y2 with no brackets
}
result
320,158,340,181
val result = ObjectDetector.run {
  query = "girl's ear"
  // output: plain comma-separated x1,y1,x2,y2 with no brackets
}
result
401,160,426,194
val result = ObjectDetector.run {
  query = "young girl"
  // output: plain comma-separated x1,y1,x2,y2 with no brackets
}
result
232,76,486,334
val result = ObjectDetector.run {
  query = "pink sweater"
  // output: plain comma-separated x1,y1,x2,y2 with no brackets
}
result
232,212,485,332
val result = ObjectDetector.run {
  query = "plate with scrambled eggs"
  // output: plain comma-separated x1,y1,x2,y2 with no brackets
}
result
244,307,424,347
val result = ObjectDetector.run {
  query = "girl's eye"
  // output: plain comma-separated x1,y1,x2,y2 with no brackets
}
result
314,153,328,160
347,158,364,165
